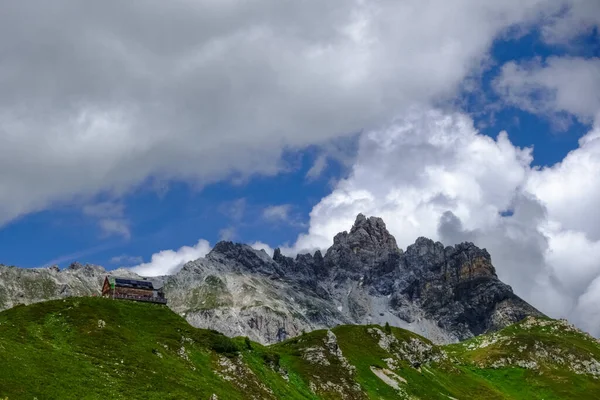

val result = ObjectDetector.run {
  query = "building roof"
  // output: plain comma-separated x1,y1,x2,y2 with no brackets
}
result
107,276,154,290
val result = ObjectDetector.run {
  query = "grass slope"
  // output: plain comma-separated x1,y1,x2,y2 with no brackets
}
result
446,317,600,399
0,298,599,399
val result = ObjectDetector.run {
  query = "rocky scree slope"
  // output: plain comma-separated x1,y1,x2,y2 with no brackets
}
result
0,297,598,400
0,214,543,345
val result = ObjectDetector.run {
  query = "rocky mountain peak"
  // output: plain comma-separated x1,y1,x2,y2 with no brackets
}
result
65,262,106,276
336,213,399,253
452,241,493,260
272,248,326,283
324,214,402,279
67,262,84,271
47,265,60,273
350,213,380,232
272,248,287,264
403,238,496,277
208,241,283,276
209,240,240,256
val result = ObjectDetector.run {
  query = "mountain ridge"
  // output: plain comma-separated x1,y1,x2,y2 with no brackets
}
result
0,213,544,345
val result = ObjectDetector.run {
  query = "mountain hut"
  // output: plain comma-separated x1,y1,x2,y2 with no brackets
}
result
101,276,167,305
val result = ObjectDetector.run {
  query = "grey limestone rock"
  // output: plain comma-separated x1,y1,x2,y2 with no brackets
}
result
0,213,544,345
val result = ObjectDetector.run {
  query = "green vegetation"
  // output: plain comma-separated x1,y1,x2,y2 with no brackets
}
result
1,298,599,399
244,336,253,350
445,317,600,399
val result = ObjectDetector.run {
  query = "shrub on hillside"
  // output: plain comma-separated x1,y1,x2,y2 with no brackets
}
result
384,322,392,334
261,352,280,368
209,334,239,356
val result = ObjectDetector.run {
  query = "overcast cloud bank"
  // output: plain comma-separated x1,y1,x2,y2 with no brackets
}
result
0,0,576,227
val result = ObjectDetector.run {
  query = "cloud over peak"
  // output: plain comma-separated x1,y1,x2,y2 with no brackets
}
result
289,107,600,335
131,239,211,276
0,0,572,227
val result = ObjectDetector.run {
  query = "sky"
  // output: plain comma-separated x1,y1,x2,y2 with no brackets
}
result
1,1,600,334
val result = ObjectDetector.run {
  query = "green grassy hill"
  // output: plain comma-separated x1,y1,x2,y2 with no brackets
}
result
0,298,599,399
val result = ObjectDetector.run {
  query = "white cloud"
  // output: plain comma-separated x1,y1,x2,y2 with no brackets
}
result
82,201,131,239
130,239,212,276
574,275,600,335
82,202,125,219
526,124,600,240
291,108,533,253
540,0,600,45
288,108,600,336
262,204,292,222
250,241,275,258
0,0,571,226
305,154,329,181
97,219,130,240
494,57,600,124
132,238,275,276
543,228,600,299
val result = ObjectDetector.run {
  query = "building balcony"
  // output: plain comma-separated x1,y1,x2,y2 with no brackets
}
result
109,293,168,305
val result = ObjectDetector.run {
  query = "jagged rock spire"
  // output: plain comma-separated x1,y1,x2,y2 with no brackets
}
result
347,213,399,252
208,241,283,276
324,214,402,280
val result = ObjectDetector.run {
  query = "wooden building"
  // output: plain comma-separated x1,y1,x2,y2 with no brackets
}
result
101,276,167,305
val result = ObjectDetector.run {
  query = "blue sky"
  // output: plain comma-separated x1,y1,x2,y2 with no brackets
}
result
1,25,595,269
0,148,341,267
1,0,600,333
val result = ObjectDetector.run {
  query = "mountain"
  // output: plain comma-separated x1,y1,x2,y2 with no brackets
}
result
0,297,599,399
0,214,543,345
0,261,158,309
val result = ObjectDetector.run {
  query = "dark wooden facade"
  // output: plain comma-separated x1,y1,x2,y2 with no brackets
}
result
102,276,167,305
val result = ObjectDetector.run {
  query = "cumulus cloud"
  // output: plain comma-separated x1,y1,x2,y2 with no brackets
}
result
0,0,571,226
291,109,533,253
250,241,275,258
526,125,600,240
288,108,600,336
574,275,600,335
494,57,600,124
540,0,600,44
132,238,274,277
130,239,211,276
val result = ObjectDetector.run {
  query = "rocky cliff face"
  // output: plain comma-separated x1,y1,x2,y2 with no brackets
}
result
399,238,541,338
255,214,542,343
0,214,543,344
